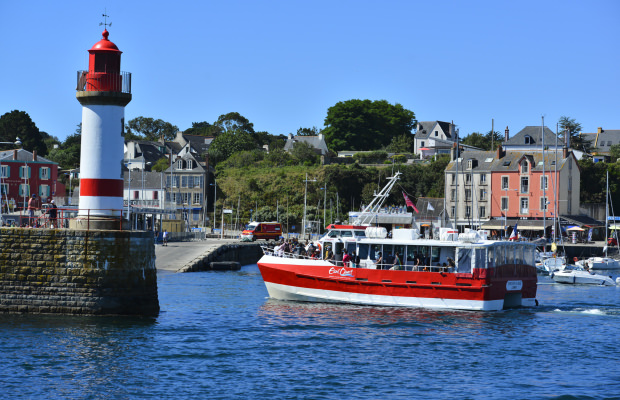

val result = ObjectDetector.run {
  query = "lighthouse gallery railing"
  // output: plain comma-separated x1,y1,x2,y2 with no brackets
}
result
76,70,132,94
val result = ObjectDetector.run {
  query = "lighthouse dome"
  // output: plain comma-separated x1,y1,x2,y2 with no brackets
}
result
89,30,121,53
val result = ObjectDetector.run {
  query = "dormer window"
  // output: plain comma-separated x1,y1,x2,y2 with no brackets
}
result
524,135,532,144
467,159,477,169
435,131,438,137
521,161,528,173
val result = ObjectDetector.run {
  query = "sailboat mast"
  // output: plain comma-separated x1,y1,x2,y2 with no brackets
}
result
554,123,558,244
542,116,546,249
606,170,609,257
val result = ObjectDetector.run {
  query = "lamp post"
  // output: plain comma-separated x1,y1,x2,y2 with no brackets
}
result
124,163,131,223
303,173,316,239
0,137,21,225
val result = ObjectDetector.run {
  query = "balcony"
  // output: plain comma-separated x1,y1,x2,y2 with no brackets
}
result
76,70,131,94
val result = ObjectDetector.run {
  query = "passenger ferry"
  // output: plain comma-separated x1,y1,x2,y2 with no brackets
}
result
257,173,538,311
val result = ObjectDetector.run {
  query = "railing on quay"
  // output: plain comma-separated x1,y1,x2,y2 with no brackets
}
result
2,207,128,231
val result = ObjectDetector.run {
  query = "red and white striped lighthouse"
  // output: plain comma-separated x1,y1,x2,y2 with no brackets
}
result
76,28,131,227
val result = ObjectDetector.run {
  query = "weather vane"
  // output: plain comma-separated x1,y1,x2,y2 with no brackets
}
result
99,10,112,30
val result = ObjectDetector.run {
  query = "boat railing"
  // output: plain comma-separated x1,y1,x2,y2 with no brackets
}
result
262,246,456,272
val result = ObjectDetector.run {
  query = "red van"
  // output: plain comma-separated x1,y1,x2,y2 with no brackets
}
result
241,222,282,241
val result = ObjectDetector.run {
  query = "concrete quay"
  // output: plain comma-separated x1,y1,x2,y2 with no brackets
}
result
155,238,263,272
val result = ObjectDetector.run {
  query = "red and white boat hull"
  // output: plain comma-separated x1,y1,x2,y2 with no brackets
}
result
258,255,537,311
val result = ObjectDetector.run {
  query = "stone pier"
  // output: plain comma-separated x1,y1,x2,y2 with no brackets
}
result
0,228,159,316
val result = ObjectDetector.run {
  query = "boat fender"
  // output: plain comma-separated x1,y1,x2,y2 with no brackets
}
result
550,272,554,279
616,277,620,285
535,299,539,306
573,275,576,284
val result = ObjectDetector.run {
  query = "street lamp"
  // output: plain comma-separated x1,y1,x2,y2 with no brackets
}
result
124,163,131,223
0,137,21,225
303,173,317,239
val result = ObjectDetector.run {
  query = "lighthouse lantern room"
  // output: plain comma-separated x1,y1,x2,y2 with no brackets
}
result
75,27,132,229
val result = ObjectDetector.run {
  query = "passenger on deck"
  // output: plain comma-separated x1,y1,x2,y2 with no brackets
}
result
375,252,383,269
390,252,402,270
342,250,351,267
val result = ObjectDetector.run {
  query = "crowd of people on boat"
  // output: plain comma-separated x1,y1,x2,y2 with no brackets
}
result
270,239,457,272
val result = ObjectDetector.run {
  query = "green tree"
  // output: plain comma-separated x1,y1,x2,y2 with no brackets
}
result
609,144,620,162
151,157,170,172
46,131,81,171
290,142,319,165
558,116,590,152
214,112,255,137
386,134,414,153
208,131,257,163
125,117,179,141
461,132,487,150
0,110,48,155
296,126,322,136
323,99,416,152
183,121,218,136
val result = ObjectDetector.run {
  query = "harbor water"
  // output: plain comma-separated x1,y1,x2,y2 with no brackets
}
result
1,265,619,399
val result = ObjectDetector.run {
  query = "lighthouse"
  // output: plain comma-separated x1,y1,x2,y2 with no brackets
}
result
75,28,131,229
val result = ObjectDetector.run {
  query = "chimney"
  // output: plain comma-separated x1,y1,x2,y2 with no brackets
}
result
563,147,568,159
496,144,504,159
449,121,453,137
598,127,603,134
504,126,509,143
451,142,457,161
13,149,17,160
32,150,37,161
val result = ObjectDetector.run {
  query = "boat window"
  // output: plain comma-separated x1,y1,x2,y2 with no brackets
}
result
524,246,535,266
346,242,356,255
395,245,405,263
475,248,486,269
506,244,515,265
443,247,456,264
328,230,340,238
341,231,353,238
487,247,495,269
457,248,473,273
515,246,524,265
496,245,504,266
406,246,418,264
358,244,370,260
383,245,394,258
371,244,381,260
431,247,440,264
418,246,430,266
354,231,366,237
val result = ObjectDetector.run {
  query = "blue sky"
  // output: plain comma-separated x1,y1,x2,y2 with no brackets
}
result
1,0,618,142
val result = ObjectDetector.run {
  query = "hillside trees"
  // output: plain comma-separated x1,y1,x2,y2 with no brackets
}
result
125,117,179,141
0,110,48,155
323,99,416,152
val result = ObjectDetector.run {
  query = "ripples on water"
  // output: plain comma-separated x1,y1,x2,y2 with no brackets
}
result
1,266,619,399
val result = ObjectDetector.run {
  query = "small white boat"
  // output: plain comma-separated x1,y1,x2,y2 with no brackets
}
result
535,251,566,274
550,265,616,286
576,257,620,271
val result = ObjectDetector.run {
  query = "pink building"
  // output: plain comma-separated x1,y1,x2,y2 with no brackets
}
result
0,149,66,210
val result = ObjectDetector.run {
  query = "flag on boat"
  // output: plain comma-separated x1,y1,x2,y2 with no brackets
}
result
427,202,435,211
402,192,418,213
509,222,518,240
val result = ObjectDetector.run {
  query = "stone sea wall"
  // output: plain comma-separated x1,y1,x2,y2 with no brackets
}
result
0,228,159,316
178,243,263,272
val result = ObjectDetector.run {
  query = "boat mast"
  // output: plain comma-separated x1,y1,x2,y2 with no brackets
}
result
542,116,546,251
553,123,558,245
454,135,459,234
352,172,401,226
606,170,609,257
